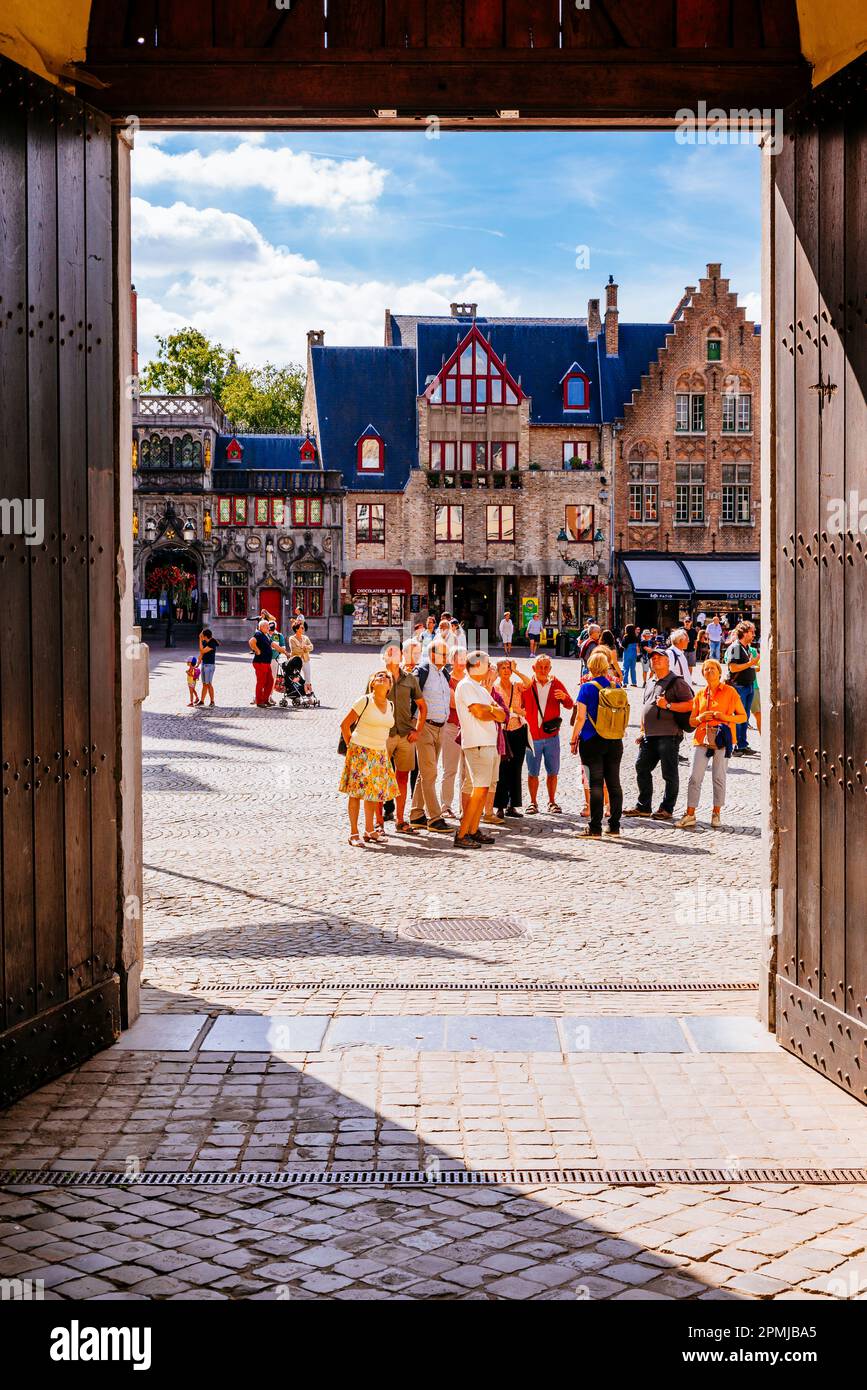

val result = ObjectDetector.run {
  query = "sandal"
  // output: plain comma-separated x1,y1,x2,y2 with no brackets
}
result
348,833,364,847
526,803,539,815
548,801,563,814
364,830,385,844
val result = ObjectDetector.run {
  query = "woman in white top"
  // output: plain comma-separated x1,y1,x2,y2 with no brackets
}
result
339,671,399,845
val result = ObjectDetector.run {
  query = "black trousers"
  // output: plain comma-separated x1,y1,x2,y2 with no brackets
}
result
494,724,529,810
579,733,624,833
635,734,682,813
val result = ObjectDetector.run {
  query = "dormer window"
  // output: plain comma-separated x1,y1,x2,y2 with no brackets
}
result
225,437,243,462
356,426,384,473
299,438,317,463
561,365,591,411
426,326,522,414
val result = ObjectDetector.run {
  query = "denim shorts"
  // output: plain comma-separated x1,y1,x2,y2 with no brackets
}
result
525,735,561,779
201,663,215,685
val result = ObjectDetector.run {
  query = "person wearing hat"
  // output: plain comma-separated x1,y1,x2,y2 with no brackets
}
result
498,611,515,654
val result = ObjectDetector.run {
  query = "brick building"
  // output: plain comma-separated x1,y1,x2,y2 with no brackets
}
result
615,263,761,630
303,264,759,644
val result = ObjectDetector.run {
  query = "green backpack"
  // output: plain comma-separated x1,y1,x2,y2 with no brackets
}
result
587,681,630,740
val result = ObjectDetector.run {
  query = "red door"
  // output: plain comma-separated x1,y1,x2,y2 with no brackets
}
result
258,589,282,627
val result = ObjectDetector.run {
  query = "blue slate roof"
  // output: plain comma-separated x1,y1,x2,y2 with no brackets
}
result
395,315,671,426
309,346,418,492
599,323,672,418
214,434,317,469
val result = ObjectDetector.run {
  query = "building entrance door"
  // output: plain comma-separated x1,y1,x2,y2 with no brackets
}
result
454,576,494,641
258,589,282,627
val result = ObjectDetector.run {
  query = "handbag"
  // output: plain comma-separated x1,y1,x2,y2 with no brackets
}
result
532,684,562,736
338,695,370,755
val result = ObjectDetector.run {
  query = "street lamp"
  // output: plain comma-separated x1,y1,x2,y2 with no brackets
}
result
183,519,195,542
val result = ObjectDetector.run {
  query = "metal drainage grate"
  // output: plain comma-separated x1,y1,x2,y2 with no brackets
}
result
402,917,526,944
2,1166,865,1189
173,979,760,994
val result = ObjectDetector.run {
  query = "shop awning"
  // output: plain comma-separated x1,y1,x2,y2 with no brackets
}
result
621,558,692,599
681,558,761,599
350,568,412,596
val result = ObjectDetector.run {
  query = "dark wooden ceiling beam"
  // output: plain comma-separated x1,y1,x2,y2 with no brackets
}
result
80,48,811,121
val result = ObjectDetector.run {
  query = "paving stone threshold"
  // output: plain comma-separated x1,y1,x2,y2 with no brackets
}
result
114,1012,777,1055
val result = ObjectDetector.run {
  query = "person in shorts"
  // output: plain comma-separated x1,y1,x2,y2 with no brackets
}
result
453,650,505,848
198,627,219,707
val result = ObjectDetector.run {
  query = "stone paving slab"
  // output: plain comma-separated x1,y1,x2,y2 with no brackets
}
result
108,1013,780,1055
2,1181,865,1301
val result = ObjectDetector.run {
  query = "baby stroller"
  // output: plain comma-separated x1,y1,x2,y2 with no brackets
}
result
276,654,320,709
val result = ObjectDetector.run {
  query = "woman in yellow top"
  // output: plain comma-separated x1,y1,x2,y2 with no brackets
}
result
339,670,399,846
678,659,746,829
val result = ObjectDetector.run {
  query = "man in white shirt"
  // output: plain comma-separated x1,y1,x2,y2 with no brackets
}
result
706,614,723,660
666,628,693,686
498,611,514,654
454,650,505,848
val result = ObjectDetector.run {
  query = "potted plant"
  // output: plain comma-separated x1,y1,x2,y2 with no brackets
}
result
342,600,355,645
528,461,541,472
427,471,441,488
145,563,195,648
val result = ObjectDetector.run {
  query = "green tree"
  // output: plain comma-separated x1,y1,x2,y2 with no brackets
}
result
221,361,306,434
140,327,233,397
141,328,306,433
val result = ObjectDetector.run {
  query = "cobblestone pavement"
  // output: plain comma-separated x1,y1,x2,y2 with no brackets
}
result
4,642,867,1302
2,1181,866,1301
140,644,765,989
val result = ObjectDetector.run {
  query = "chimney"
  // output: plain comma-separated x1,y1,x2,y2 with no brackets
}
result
130,284,139,378
669,286,696,323
307,329,325,348
450,302,477,318
586,298,601,341
384,308,393,345
604,275,619,357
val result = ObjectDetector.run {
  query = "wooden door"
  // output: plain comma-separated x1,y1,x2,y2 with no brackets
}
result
258,589,283,627
772,57,867,1101
0,59,122,1106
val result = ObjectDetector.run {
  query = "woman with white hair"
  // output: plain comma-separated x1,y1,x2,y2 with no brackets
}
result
678,658,746,829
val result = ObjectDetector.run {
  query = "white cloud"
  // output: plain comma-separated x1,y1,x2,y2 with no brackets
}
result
132,137,388,211
741,291,761,324
133,198,518,366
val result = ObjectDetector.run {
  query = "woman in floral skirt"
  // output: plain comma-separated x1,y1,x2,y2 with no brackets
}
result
339,670,399,845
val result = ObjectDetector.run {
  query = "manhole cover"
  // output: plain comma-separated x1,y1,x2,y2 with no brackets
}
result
403,916,525,943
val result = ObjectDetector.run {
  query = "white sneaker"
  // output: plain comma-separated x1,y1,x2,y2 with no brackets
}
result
677,813,697,828
711,811,721,828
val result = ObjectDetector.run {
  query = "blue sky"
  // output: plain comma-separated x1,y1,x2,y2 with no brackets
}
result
132,130,761,370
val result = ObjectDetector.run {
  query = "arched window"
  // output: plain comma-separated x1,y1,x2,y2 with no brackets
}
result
173,433,202,468
216,568,249,618
149,433,171,468
706,329,722,362
293,564,325,617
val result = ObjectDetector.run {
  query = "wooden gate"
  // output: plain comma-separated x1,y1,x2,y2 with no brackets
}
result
772,56,867,1100
0,58,122,1105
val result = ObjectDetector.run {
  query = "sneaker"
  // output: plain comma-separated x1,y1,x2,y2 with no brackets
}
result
731,748,744,758
469,830,495,845
711,811,721,828
652,809,674,821
482,812,506,826
605,827,621,837
739,747,759,757
453,833,480,849
677,813,697,828
624,807,651,818
580,828,603,839
426,818,452,834
504,807,523,818
409,816,428,830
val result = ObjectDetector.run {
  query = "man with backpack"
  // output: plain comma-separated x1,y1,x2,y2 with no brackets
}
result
624,648,695,822
570,648,630,838
408,639,453,833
